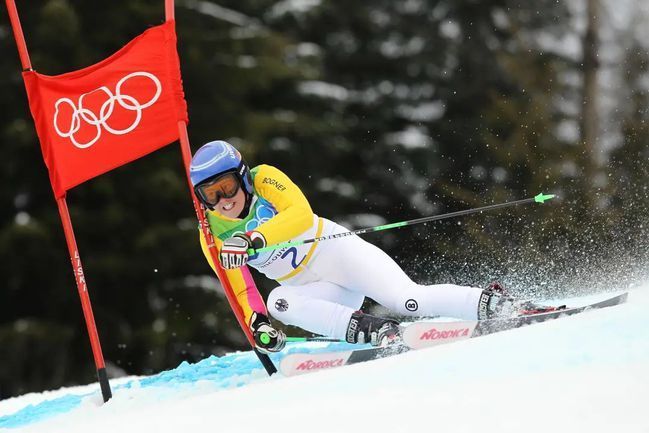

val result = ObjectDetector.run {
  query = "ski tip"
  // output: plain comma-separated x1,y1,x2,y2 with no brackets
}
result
534,193,556,203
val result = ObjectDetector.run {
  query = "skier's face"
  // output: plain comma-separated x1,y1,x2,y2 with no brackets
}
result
215,186,246,218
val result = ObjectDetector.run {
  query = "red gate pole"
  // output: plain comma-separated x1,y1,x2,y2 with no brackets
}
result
166,0,276,375
56,199,112,401
4,0,112,402
176,122,276,375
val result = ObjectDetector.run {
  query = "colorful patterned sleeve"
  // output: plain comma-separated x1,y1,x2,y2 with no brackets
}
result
251,164,314,246
198,231,268,325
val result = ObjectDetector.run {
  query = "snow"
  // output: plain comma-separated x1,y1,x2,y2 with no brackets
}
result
182,0,261,28
396,101,446,122
385,126,433,148
1,286,648,433
267,0,322,18
297,80,350,101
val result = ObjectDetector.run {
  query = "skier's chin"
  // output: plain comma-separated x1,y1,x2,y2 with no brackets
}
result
219,200,241,218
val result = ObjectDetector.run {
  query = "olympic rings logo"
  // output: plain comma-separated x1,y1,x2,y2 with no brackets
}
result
53,72,162,149
245,203,275,232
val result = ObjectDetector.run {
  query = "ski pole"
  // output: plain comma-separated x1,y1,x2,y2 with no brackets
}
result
248,192,555,255
285,336,346,343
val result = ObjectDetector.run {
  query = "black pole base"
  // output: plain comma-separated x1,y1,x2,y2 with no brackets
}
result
253,348,277,375
97,367,112,402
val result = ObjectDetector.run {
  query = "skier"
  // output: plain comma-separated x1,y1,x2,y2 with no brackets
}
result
190,140,540,353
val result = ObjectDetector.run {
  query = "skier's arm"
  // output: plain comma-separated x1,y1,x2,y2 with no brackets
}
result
252,164,314,246
198,231,268,325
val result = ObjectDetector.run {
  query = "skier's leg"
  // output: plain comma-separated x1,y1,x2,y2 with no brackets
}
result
310,223,485,320
267,281,364,339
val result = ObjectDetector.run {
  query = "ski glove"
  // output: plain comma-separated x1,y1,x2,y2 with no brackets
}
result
220,234,251,269
219,232,265,269
250,312,286,353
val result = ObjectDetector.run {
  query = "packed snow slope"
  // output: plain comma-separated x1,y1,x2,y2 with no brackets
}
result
1,286,648,433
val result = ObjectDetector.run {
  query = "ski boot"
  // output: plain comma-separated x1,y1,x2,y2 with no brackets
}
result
346,311,401,346
479,282,566,320
515,300,567,316
478,282,514,320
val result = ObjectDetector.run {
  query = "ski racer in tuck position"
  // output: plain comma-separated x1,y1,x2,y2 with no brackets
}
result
190,140,552,353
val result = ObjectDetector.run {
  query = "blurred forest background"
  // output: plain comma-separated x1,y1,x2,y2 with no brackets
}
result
1,0,648,399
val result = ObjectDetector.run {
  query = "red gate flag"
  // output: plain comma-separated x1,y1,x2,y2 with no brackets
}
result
22,20,188,198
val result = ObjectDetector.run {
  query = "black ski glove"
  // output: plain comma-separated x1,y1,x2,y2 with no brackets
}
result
249,312,286,353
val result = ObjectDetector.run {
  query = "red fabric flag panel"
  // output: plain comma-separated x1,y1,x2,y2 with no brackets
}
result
22,21,188,198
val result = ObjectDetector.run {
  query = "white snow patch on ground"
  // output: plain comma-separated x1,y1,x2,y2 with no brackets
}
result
1,285,648,433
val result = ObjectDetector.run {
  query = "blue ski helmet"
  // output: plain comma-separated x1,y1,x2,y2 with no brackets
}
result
189,141,253,202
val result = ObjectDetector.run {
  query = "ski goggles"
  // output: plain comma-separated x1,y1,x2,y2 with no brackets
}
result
195,172,241,207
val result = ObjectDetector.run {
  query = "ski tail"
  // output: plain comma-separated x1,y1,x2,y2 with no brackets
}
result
280,345,407,376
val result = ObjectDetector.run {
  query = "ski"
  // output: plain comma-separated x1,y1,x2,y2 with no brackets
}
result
279,292,628,376
403,291,628,349
279,344,409,376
